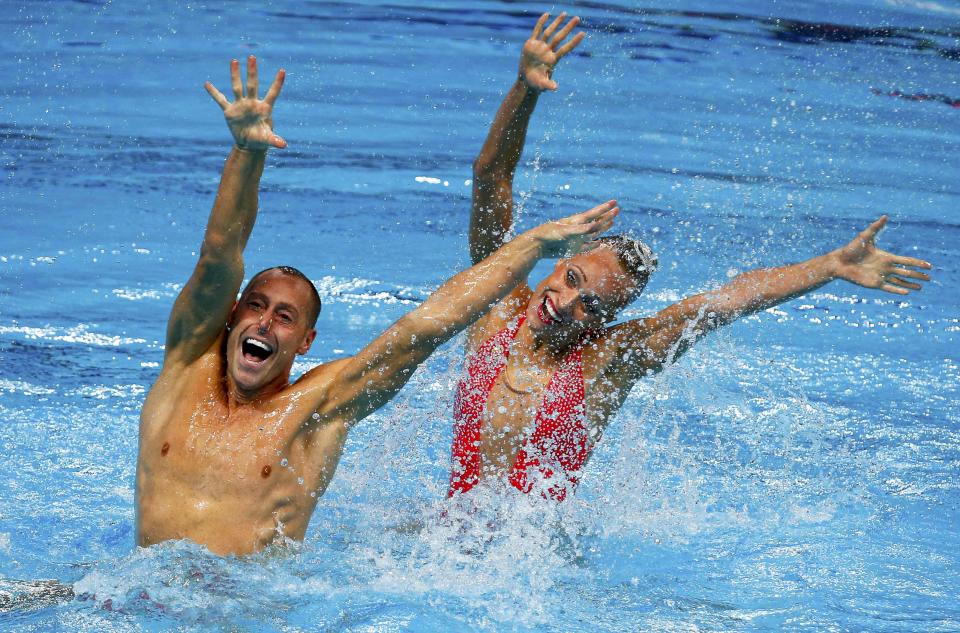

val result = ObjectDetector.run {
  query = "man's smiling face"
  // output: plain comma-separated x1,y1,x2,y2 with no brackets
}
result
225,269,317,401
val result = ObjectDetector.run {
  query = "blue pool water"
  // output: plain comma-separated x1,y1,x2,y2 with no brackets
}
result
1,1,958,630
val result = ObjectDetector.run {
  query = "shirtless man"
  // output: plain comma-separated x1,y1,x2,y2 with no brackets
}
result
449,13,934,501
135,56,620,555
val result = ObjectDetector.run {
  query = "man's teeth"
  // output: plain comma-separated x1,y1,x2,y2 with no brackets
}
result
245,338,273,353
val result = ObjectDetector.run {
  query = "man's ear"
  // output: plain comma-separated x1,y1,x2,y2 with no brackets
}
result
226,301,239,330
297,328,317,355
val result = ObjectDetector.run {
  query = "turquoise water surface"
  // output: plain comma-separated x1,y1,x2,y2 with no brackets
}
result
1,1,958,631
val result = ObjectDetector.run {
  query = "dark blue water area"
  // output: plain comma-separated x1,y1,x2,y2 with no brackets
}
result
1,1,958,631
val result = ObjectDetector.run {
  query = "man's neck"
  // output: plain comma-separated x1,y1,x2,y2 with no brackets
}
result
225,375,290,410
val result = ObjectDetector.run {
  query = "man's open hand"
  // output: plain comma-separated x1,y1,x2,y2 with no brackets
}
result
205,56,286,151
519,12,585,92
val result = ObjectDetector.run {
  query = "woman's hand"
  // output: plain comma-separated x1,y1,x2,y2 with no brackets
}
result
830,215,932,295
525,199,620,257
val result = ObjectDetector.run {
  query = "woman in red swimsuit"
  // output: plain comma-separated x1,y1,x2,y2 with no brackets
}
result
449,13,932,502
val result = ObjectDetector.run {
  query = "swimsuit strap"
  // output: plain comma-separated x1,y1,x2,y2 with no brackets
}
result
508,343,589,502
449,313,592,501
448,315,526,496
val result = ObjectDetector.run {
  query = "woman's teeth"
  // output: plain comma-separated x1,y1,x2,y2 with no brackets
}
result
544,298,560,322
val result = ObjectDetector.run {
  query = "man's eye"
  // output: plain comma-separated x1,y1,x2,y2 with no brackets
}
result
278,313,293,323
248,301,263,310
566,270,576,285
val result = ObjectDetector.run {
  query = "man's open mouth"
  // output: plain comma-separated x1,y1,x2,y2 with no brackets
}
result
242,338,274,363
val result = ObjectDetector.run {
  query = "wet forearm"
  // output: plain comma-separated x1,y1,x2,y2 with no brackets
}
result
470,81,540,263
201,147,266,259
706,252,840,324
413,232,543,344
473,80,540,179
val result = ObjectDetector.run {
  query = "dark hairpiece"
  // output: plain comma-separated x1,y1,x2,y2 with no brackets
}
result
590,234,658,293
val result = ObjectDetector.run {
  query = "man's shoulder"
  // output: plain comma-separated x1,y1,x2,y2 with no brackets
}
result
295,357,351,383
149,346,223,398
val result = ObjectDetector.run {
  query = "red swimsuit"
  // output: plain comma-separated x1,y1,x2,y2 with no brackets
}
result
449,315,591,502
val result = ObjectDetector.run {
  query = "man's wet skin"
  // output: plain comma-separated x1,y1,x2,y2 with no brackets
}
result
138,272,348,555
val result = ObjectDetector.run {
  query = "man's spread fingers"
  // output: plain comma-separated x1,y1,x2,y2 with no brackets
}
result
264,70,285,106
556,32,586,59
531,13,549,40
890,276,922,290
204,82,230,110
550,16,580,49
865,215,888,237
230,59,243,100
541,13,566,41
246,55,259,99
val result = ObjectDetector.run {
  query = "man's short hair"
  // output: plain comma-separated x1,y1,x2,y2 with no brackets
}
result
245,266,322,328
590,234,658,295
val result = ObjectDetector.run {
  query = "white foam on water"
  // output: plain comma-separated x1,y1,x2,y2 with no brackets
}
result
0,323,146,347
0,379,55,396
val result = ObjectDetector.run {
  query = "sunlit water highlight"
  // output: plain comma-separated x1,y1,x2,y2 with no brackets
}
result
1,1,958,631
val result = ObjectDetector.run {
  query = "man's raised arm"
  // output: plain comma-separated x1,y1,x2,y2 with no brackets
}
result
470,12,585,264
606,216,933,379
163,57,286,369
317,200,619,424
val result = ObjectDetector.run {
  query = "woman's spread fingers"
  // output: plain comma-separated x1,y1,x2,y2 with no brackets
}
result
550,16,580,49
889,276,922,290
891,266,930,281
246,55,259,99
264,70,285,106
531,13,549,40
556,32,585,59
541,13,566,41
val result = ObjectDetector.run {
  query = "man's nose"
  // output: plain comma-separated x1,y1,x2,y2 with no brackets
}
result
257,314,273,333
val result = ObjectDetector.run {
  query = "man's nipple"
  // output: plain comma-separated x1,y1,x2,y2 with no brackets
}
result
261,465,272,478
160,442,170,457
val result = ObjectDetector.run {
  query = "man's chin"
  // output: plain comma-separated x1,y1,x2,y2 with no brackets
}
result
229,363,274,397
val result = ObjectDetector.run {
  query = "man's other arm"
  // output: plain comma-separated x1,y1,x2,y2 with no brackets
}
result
314,201,619,425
